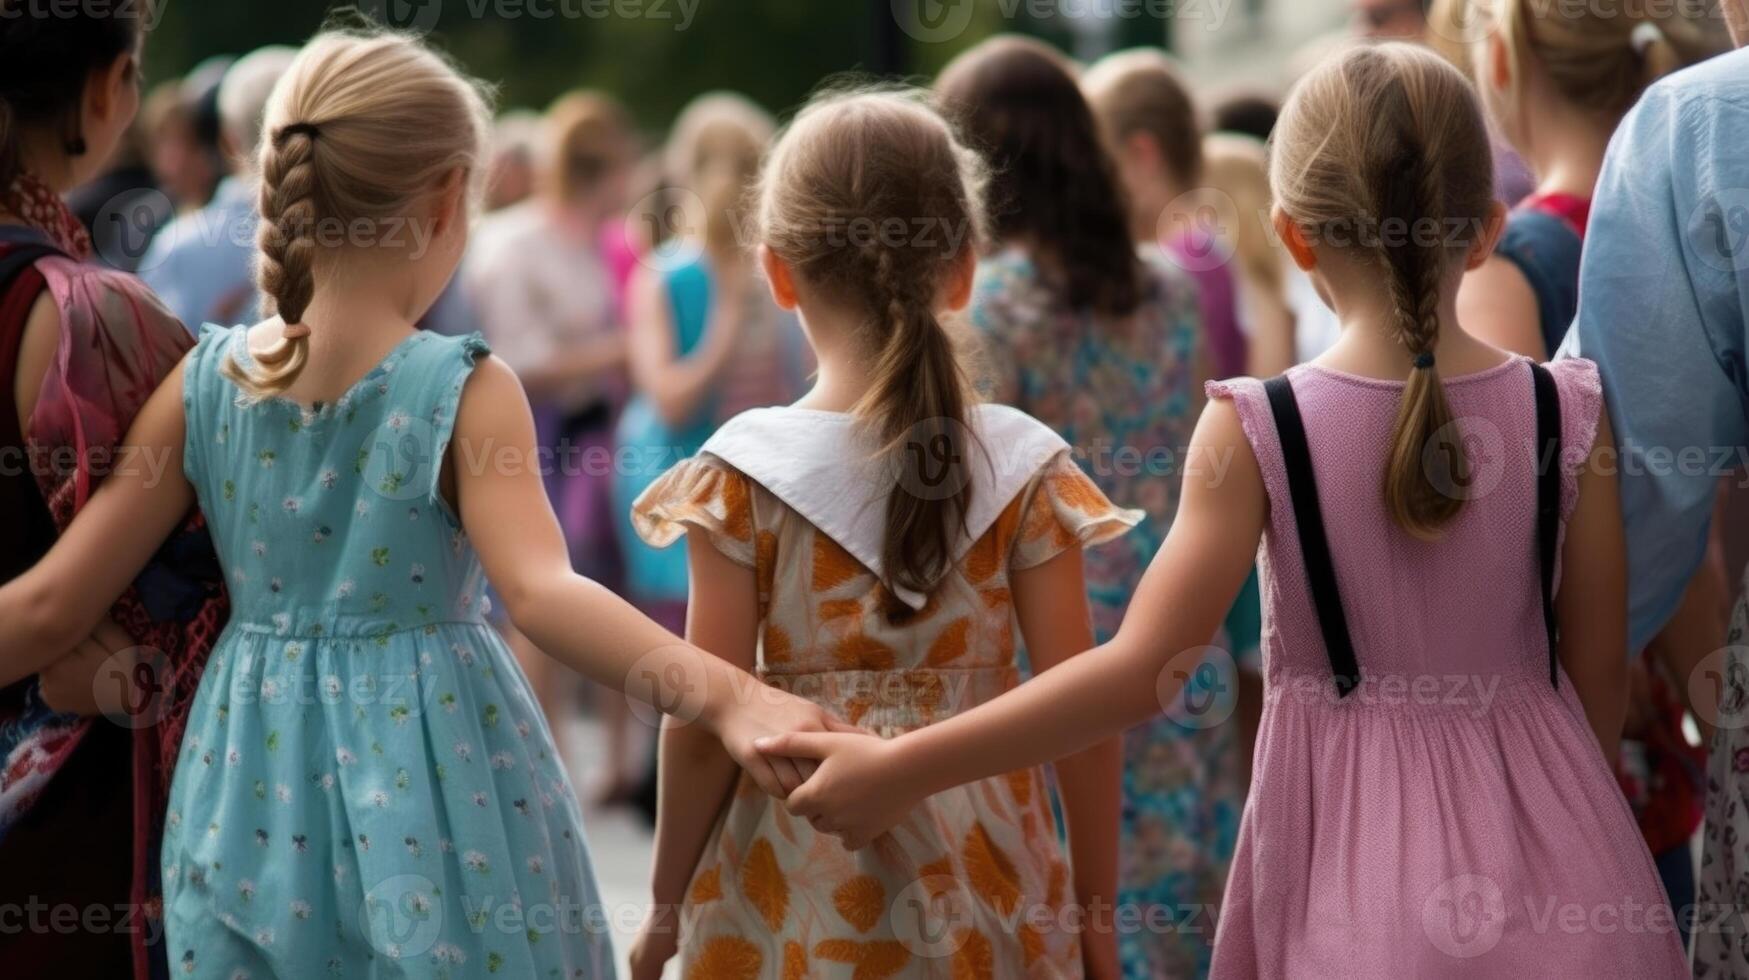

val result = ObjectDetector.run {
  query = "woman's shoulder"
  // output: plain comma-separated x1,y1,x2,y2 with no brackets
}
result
36,254,193,346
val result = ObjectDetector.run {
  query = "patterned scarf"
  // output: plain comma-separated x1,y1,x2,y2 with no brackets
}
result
0,171,93,259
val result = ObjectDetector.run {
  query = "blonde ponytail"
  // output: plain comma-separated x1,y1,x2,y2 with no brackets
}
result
222,29,492,400
1272,43,1493,539
759,88,987,596
1478,0,1726,123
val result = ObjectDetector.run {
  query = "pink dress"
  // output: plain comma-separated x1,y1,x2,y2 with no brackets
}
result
1207,356,1686,979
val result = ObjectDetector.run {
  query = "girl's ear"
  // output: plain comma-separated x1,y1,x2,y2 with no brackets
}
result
1272,208,1317,272
432,167,467,240
1467,200,1508,271
943,246,976,312
760,245,799,311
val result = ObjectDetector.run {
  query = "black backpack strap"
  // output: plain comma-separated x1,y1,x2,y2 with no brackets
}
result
1264,375,1360,697
1531,362,1562,688
0,226,62,290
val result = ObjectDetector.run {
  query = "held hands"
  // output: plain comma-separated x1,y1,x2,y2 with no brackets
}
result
38,619,137,717
753,730,921,850
707,684,864,799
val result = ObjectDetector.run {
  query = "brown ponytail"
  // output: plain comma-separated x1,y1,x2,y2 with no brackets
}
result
1271,43,1494,539
759,88,988,595
862,244,975,598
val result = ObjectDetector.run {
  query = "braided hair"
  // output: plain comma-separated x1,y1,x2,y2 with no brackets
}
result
221,30,492,400
1270,43,1495,539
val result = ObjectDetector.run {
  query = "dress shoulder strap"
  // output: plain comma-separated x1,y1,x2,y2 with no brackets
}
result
1531,361,1562,688
1262,374,1361,697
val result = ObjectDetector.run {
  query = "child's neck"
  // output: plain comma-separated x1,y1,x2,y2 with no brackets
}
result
1517,101,1611,201
790,306,875,414
258,284,418,406
1319,288,1509,380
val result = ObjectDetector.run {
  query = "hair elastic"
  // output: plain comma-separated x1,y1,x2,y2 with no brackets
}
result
1413,351,1435,370
280,323,312,340
1631,21,1664,57
277,122,321,145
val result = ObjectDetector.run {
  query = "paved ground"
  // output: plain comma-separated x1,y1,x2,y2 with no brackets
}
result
558,709,661,977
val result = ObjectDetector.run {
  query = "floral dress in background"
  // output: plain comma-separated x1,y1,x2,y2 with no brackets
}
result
633,404,1139,979
163,327,614,978
973,246,1247,979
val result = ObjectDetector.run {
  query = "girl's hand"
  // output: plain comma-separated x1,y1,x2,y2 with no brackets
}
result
708,686,862,799
754,730,915,850
38,619,138,717
628,904,680,980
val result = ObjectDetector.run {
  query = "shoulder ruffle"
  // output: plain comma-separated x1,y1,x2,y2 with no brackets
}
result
630,455,758,568
1546,357,1604,525
1010,451,1142,571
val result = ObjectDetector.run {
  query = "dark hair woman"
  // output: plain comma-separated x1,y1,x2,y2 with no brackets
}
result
0,4,226,977
935,35,1254,979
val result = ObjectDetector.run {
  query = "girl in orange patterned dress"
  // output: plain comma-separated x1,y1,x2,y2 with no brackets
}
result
625,88,1137,980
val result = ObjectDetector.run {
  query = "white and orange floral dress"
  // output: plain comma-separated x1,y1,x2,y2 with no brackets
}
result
634,404,1140,980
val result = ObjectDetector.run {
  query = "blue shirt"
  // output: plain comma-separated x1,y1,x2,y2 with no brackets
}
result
1569,46,1749,652
140,176,260,332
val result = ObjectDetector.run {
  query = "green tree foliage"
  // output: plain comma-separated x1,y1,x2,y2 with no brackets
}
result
144,1,1167,130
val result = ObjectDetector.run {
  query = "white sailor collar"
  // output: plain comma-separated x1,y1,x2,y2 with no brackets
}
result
698,403,1070,609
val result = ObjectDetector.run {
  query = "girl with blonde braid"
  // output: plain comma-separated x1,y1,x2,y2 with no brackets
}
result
0,29,851,978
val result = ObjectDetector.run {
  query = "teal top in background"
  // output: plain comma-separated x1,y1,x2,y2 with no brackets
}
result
614,258,717,604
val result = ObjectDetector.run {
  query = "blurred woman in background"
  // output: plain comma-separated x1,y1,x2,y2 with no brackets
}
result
937,35,1234,979
611,92,807,640
465,91,639,795
1199,134,1297,378
1458,0,1722,357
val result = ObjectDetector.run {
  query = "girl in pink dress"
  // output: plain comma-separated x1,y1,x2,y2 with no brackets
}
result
761,43,1686,978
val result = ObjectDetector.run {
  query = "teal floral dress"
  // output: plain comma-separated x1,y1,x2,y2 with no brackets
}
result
163,326,614,978
973,247,1259,980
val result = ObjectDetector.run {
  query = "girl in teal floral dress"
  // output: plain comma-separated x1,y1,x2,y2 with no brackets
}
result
0,30,847,979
